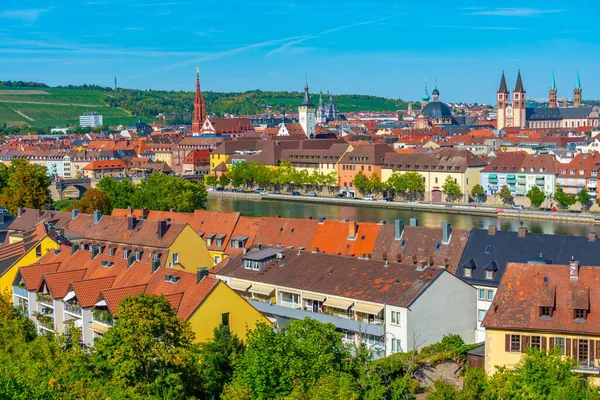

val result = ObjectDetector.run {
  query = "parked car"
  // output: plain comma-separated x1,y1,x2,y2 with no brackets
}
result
259,191,268,195
273,189,280,194
363,195,376,201
207,187,215,192
383,197,393,202
254,188,265,193
291,191,301,196
513,205,523,210
216,187,225,191
335,193,345,198
308,191,317,197
233,187,244,192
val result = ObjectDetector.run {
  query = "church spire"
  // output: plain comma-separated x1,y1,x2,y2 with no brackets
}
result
548,71,557,108
192,67,205,133
551,71,556,90
301,78,313,106
498,70,508,93
422,78,430,103
574,70,582,108
432,79,440,102
575,70,582,90
514,70,525,93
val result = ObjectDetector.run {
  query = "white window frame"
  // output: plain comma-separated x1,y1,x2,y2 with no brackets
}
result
172,253,179,264
478,309,486,321
390,311,401,325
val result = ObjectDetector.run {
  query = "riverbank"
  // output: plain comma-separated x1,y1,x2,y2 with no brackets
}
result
207,191,599,225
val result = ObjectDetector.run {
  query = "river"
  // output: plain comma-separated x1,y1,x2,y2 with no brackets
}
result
208,197,599,237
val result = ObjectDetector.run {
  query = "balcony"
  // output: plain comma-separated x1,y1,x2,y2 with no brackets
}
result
517,176,527,184
65,302,82,315
249,299,385,336
92,308,114,326
36,293,53,306
36,313,54,330
13,285,28,298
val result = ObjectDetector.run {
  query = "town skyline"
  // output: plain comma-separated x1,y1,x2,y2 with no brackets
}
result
1,1,598,103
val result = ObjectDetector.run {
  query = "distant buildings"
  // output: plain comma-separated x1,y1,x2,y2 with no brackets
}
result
79,112,103,128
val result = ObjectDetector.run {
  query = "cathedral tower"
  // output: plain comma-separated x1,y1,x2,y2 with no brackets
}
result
421,78,430,109
574,71,582,108
192,67,206,133
316,91,327,124
513,70,527,128
496,71,510,130
431,79,440,102
548,72,557,109
298,81,315,138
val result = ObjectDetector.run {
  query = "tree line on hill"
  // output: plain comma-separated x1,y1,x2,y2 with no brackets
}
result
2,291,598,399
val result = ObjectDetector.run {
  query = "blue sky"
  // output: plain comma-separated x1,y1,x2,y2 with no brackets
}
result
0,0,598,103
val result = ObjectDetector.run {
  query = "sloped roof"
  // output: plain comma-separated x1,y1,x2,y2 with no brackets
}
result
41,269,87,299
18,262,61,290
310,220,381,257
101,284,147,314
71,276,116,308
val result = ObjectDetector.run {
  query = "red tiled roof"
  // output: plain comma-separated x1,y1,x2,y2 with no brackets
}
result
71,276,116,308
101,284,147,314
18,262,60,290
41,269,87,299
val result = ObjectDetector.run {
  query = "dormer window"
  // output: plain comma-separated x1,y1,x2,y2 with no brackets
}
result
123,249,130,259
485,270,494,280
540,306,553,318
574,309,587,321
464,268,472,278
135,251,142,261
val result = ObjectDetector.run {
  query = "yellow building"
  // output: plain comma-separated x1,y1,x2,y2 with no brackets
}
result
483,261,600,385
381,148,486,202
0,224,61,294
154,148,174,168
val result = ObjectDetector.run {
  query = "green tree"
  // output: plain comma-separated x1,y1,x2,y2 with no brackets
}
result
442,176,462,202
229,162,251,188
553,187,577,209
132,172,208,212
70,188,112,214
199,325,244,398
499,185,513,204
204,174,217,187
369,173,385,194
526,185,545,208
93,293,202,397
470,184,485,203
578,187,591,209
0,161,51,215
352,171,371,193
96,177,135,209
218,173,231,188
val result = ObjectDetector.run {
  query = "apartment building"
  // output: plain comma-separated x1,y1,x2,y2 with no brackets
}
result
556,153,600,199
337,144,395,192
215,247,476,358
483,261,600,385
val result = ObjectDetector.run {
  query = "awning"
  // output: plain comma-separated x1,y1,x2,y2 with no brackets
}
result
228,280,251,291
63,291,76,302
488,174,497,179
353,302,384,315
302,292,326,302
279,288,300,295
89,322,109,334
248,284,275,296
323,297,353,310
215,233,226,240
507,174,516,179
205,233,216,240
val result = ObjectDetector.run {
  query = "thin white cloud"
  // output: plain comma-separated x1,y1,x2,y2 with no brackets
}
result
0,8,52,22
466,8,564,17
266,16,392,57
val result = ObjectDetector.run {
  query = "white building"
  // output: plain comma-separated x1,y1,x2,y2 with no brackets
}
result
298,83,316,138
79,112,103,128
215,247,476,357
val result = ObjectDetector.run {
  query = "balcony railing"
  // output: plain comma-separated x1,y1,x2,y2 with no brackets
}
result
36,293,53,306
13,285,28,298
92,309,114,326
36,314,54,330
65,302,82,315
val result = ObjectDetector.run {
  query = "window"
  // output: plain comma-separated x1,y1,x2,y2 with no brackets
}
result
123,250,129,259
172,253,179,264
35,245,42,258
391,339,402,353
216,239,223,247
593,171,598,177
435,177,438,184
214,255,221,264
531,335,541,349
485,270,494,280
574,308,587,320
464,268,472,278
510,335,521,352
221,312,229,328
487,290,494,301
479,289,486,300
478,309,486,321
540,306,552,318
484,245,491,254
391,311,401,325
554,337,565,354
109,248,115,257
135,251,142,261
281,292,300,306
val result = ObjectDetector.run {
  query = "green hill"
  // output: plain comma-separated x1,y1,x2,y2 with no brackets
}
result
0,83,413,129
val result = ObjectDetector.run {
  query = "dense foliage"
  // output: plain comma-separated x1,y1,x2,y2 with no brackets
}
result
499,185,513,204
0,159,51,214
97,173,208,212
526,185,545,207
442,176,462,202
553,187,577,208
69,188,111,215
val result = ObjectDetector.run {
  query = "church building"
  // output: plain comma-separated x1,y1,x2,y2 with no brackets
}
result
298,82,316,138
496,71,598,130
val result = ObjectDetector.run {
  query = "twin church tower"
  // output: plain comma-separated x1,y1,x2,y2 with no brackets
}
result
496,70,583,130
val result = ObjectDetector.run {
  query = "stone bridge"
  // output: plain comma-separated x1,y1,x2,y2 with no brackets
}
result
50,178,92,201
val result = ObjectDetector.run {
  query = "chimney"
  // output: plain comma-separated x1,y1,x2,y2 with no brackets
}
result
127,206,132,216
157,220,168,239
197,267,209,283
348,221,357,239
127,216,137,230
379,220,387,225
71,209,80,219
307,216,312,220
17,206,23,217
441,222,452,244
517,226,528,238
410,217,419,227
569,257,580,281
93,210,102,224
588,232,598,242
488,225,497,235
318,217,326,224
312,247,319,253
142,208,149,219
394,220,404,240
396,253,402,262
382,252,387,261
258,243,263,250
412,254,418,264
170,208,176,212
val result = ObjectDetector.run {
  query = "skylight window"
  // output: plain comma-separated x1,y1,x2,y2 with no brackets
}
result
485,245,492,254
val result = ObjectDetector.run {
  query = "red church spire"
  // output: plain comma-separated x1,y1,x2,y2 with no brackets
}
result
192,67,205,133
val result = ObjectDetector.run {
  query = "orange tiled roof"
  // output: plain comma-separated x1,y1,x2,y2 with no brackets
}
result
71,276,116,308
82,160,127,170
310,220,381,257
41,269,87,299
18,262,60,290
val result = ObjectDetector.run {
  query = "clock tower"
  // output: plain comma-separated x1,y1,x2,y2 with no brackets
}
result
298,81,315,138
